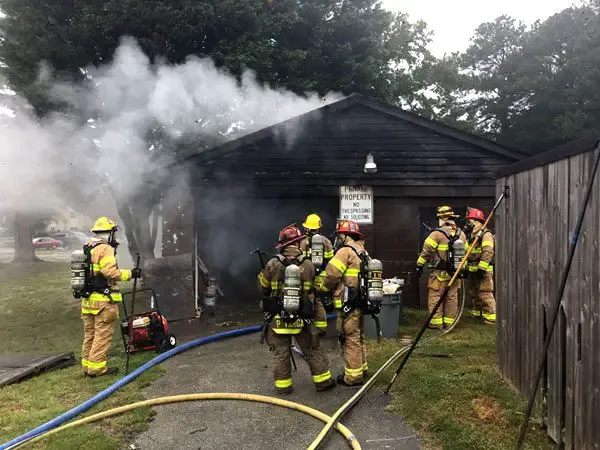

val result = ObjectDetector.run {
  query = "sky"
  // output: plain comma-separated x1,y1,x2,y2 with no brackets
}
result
381,0,581,57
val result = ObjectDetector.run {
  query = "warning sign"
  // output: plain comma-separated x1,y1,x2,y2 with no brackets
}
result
339,186,373,224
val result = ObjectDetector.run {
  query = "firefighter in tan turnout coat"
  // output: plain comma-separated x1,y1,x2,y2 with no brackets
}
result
299,213,335,335
81,217,140,377
464,208,497,324
416,206,467,329
258,224,335,395
319,220,369,387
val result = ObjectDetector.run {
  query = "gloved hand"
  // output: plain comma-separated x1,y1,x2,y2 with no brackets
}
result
415,265,423,276
131,268,143,279
477,269,486,280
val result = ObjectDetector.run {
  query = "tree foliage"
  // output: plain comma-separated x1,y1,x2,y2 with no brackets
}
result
0,0,437,260
0,0,435,110
449,1,600,153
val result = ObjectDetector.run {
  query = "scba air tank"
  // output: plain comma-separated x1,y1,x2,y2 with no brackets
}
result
452,238,465,272
282,264,301,314
367,259,383,305
70,250,86,298
310,234,324,266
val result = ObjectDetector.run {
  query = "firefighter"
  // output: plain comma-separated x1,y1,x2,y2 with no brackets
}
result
257,224,335,395
464,207,479,316
81,217,141,377
464,208,496,324
319,220,369,387
416,206,467,329
299,213,335,335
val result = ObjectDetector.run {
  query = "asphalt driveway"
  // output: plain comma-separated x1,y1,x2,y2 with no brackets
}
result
132,320,420,450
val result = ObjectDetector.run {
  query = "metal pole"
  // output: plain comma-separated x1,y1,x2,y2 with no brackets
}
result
516,142,600,449
125,253,141,375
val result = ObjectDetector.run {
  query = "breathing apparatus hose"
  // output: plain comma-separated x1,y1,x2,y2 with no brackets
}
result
516,142,600,450
9,394,361,450
307,187,509,450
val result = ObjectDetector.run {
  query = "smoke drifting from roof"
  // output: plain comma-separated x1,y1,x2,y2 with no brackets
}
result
0,36,342,218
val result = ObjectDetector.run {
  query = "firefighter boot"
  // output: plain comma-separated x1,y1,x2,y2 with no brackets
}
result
86,367,119,378
336,374,364,387
315,378,336,392
276,386,294,395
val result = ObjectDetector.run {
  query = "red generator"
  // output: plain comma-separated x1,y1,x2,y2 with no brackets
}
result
120,288,177,356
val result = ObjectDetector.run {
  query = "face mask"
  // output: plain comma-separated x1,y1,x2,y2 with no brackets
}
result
109,231,120,248
464,220,474,231
334,235,345,251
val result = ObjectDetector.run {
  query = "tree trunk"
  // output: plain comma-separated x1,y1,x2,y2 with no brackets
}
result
12,212,40,263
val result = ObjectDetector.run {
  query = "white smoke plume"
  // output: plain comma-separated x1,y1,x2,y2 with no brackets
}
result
0,36,343,218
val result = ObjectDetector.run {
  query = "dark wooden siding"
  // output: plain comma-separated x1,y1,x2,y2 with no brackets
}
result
496,147,600,448
191,104,516,190
186,101,520,310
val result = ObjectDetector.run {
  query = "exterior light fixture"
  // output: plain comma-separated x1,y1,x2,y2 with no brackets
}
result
364,152,377,174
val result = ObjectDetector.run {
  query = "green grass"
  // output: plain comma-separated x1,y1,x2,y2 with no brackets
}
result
366,309,554,450
0,262,165,449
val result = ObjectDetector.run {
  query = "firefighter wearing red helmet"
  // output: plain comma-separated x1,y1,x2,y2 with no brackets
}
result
416,206,468,329
257,224,335,395
464,208,496,324
318,219,370,386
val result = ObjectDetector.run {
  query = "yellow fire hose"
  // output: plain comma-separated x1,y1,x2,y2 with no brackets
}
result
10,393,361,450
308,188,509,450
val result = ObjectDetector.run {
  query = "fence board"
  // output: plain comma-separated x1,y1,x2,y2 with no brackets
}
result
496,145,600,448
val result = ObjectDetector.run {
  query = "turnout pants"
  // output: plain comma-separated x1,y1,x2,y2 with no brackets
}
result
475,272,496,322
466,275,482,317
81,302,119,376
427,274,459,328
267,323,332,391
314,298,328,331
339,309,368,384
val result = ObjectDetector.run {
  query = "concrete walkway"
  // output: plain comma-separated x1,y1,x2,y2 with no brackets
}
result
132,322,420,450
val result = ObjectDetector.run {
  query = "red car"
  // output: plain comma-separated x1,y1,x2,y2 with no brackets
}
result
32,237,63,250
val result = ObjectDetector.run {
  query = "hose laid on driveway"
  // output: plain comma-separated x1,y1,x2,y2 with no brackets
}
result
9,393,361,450
308,186,510,449
0,326,261,450
1,313,337,450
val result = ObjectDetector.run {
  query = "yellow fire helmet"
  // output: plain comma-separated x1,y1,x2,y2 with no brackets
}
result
90,217,118,233
436,206,459,219
302,213,322,230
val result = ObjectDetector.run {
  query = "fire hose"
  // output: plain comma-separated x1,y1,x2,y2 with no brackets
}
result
3,192,506,450
8,394,360,450
307,186,510,449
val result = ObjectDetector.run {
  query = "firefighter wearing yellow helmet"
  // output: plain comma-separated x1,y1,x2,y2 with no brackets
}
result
80,217,141,377
299,214,335,335
416,206,467,329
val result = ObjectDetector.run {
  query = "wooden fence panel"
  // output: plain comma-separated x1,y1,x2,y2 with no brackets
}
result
496,147,600,448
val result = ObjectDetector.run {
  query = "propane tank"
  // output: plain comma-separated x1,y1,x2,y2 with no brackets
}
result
453,238,465,272
310,233,324,266
70,250,86,298
282,264,301,314
204,276,217,307
367,259,384,305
